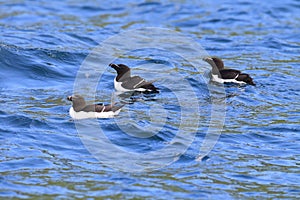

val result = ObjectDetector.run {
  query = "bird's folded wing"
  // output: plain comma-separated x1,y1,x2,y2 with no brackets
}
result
220,69,241,79
121,76,148,89
236,73,250,81
81,104,100,112
81,104,123,112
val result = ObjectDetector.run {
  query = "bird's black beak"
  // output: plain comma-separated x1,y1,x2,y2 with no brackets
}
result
67,96,72,101
109,63,119,69
203,57,213,62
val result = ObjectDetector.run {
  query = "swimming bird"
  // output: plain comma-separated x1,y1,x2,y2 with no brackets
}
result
203,56,255,86
109,63,159,93
67,95,124,119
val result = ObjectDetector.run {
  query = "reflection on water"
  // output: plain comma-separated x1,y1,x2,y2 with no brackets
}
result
0,0,300,198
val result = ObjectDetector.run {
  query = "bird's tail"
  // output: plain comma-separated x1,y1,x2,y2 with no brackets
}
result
237,74,256,86
111,103,126,112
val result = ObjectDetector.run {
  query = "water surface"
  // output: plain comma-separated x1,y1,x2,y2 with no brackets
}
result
0,0,300,199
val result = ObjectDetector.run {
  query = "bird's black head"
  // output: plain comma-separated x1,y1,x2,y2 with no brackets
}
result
109,63,131,81
67,95,86,111
67,96,73,101
109,63,130,74
237,74,256,86
203,56,225,70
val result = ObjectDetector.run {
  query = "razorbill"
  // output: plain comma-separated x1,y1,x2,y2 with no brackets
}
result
67,95,124,119
109,63,159,93
203,56,255,86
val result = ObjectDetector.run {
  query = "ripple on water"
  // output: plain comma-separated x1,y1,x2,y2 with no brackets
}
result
0,0,300,198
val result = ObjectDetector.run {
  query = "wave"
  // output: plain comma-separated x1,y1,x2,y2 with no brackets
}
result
0,43,86,88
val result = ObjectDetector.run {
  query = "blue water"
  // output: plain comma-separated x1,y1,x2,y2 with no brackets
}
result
1,0,300,199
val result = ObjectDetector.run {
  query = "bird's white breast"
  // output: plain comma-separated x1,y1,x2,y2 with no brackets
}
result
69,107,120,119
114,78,131,92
